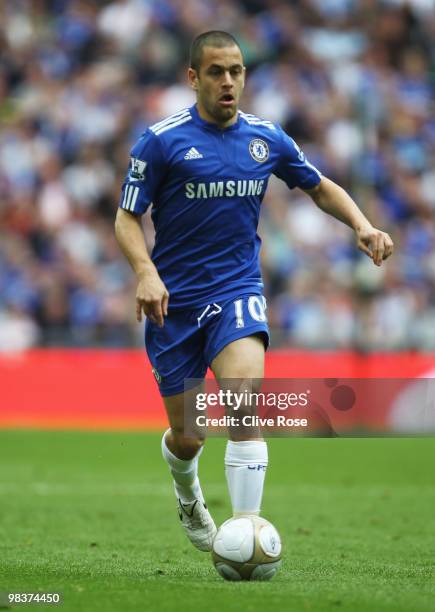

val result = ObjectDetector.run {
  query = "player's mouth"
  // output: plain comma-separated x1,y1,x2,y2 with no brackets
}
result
218,93,235,107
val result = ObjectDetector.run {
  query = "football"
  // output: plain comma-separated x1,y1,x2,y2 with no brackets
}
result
212,516,282,581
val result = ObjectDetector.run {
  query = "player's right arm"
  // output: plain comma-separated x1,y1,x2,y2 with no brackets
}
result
114,129,169,327
115,209,168,326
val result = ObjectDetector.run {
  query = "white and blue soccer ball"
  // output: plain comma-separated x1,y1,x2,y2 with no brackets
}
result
212,516,282,581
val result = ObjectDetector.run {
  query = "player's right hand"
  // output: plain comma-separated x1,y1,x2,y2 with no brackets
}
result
356,225,394,267
135,271,169,327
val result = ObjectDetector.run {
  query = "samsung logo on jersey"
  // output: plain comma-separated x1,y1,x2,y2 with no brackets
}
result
185,180,265,199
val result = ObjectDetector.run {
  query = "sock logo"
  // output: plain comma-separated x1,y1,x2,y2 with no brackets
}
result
247,464,267,471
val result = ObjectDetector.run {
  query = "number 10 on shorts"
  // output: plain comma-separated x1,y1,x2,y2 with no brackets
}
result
234,296,267,328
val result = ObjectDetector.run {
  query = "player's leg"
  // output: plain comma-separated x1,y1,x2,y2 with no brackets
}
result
145,314,216,551
160,389,216,551
161,387,205,502
211,334,269,517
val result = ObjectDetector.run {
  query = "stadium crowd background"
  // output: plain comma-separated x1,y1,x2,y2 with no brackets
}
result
0,0,434,352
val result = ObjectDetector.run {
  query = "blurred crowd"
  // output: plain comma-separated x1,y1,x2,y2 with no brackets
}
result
0,0,434,351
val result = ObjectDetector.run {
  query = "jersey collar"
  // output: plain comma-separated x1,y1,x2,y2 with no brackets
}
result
190,104,241,132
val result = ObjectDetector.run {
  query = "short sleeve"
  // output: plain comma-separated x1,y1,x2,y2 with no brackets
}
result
273,127,322,190
118,129,167,215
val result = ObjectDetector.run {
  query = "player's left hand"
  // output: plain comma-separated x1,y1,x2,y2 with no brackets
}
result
355,226,394,266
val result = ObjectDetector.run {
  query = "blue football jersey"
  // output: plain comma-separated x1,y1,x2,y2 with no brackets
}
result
119,104,321,309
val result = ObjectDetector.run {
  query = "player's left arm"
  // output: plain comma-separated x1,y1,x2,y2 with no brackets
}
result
304,176,394,266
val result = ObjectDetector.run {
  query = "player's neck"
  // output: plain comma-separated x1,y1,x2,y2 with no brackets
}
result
196,102,238,129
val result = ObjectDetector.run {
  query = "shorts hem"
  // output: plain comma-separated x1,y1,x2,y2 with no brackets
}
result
206,325,270,368
158,378,205,398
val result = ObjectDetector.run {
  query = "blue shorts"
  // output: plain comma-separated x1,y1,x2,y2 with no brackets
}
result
145,294,270,396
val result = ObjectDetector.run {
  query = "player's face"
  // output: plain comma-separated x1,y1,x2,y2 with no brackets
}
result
189,45,245,128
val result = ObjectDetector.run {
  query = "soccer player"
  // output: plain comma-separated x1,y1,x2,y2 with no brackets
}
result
115,31,393,551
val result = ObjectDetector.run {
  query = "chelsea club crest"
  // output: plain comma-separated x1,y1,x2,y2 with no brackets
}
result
249,139,269,163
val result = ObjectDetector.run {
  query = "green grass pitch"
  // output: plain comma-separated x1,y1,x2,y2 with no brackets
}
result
0,431,434,612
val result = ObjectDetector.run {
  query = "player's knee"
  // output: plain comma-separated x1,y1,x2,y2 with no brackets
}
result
223,377,263,396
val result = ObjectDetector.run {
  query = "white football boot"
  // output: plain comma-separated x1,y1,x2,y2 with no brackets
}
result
177,498,217,552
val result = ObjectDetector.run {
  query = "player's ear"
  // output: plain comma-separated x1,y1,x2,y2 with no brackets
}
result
188,67,199,91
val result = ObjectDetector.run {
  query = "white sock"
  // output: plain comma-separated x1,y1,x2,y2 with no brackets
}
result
225,440,268,515
161,430,204,503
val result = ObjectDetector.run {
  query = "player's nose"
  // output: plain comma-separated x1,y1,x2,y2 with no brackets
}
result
221,70,234,87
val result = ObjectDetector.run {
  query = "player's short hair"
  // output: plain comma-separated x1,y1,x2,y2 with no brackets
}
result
190,31,242,72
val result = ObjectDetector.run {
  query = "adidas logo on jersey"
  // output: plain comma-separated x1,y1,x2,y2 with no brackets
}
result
184,147,203,160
